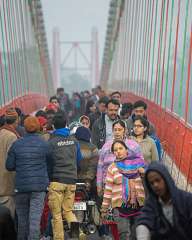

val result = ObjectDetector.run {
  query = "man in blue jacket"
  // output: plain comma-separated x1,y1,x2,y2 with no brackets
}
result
47,113,82,240
6,116,49,240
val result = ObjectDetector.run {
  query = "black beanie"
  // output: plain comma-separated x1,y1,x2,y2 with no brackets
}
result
75,126,91,142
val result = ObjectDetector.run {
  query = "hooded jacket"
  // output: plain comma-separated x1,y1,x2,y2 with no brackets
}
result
48,128,82,184
136,162,192,240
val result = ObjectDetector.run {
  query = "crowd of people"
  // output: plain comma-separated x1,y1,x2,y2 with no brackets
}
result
0,85,192,240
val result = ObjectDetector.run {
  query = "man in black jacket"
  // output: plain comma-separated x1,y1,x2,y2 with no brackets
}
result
89,96,109,130
47,113,82,240
91,99,120,149
136,162,192,240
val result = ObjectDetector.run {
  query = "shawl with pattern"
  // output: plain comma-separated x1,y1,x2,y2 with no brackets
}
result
97,138,144,190
115,157,145,207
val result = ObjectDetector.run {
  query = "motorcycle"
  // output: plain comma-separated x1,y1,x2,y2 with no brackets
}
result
73,182,100,237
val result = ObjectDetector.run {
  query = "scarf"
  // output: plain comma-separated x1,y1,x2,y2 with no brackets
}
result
115,157,145,207
0,124,20,138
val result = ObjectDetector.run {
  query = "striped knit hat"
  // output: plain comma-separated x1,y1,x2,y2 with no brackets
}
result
5,107,18,119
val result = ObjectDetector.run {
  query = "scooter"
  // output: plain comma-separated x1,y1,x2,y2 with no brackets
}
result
73,182,100,237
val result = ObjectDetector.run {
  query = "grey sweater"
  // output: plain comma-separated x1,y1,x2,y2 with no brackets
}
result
130,136,159,163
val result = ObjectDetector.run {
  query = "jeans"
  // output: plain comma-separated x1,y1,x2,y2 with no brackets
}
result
48,182,77,240
113,208,136,240
15,192,46,240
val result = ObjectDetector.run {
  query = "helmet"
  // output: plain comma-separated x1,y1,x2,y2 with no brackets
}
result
69,121,82,135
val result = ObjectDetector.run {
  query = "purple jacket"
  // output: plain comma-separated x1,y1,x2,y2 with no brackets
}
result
97,138,145,190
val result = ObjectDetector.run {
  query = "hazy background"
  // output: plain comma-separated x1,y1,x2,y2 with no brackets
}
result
41,0,110,93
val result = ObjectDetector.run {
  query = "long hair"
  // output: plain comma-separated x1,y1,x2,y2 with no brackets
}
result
133,115,149,138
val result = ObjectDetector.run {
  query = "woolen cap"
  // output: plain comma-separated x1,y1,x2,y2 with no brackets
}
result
75,126,91,142
5,107,18,119
24,116,40,133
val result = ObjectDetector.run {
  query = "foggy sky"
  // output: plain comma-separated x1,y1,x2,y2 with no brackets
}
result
41,0,110,67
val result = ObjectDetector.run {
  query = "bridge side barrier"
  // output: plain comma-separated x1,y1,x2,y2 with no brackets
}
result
0,93,48,115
